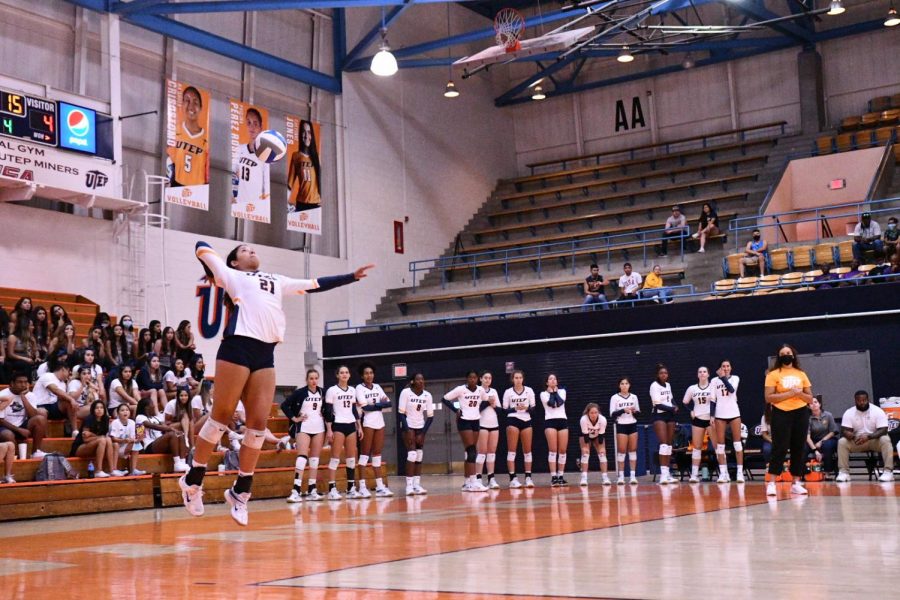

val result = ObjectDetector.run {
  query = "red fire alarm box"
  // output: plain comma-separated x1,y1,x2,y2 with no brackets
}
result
394,220,404,254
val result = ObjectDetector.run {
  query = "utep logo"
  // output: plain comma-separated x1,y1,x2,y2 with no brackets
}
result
67,110,90,137
85,170,108,190
196,284,231,339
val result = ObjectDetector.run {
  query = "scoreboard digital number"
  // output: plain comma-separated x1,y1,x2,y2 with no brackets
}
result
0,89,58,147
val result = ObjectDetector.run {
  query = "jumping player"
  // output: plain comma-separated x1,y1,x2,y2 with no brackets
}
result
476,371,501,489
711,359,744,483
356,363,394,498
181,241,371,525
579,403,610,486
325,365,363,500
682,366,714,483
610,377,640,485
502,369,535,489
650,364,678,484
282,368,326,502
541,373,569,487
398,372,434,495
444,371,488,492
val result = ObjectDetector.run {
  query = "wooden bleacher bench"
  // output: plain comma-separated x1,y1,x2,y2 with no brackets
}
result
0,475,155,521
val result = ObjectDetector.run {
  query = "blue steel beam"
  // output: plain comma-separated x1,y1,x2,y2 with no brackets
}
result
343,0,414,69
112,0,168,14
333,7,346,71
730,0,814,43
494,55,581,105
127,0,463,14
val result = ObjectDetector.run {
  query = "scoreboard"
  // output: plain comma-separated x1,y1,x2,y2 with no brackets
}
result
0,90,58,147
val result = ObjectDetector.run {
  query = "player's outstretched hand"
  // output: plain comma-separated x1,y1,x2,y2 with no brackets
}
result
353,264,375,280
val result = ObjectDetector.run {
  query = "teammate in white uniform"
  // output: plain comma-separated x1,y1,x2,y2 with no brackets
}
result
650,364,679,484
540,373,570,487
283,369,326,502
356,363,394,498
475,371,502,489
712,360,744,483
325,365,363,500
682,366,714,483
503,370,536,488
398,372,434,495
182,241,371,525
579,403,610,486
444,371,488,492
609,377,640,485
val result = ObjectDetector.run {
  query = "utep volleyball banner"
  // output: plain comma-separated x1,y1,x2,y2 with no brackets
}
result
229,99,271,224
285,116,322,235
164,79,210,210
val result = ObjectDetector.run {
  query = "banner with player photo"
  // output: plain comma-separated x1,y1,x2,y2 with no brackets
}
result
285,116,322,235
164,79,210,210
229,99,271,223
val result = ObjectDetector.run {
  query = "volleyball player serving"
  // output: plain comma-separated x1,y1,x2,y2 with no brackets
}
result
182,241,372,525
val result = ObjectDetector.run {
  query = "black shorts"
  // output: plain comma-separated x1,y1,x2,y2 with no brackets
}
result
544,418,568,431
716,416,740,425
332,422,357,436
652,410,675,423
457,418,480,433
507,419,532,431
142,437,166,454
217,335,277,373
616,422,638,435
43,402,66,420
582,435,604,444
692,417,711,429
480,426,499,432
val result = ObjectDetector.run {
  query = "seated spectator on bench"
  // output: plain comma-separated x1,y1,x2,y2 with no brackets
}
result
884,217,899,258
806,396,839,476
839,260,865,285
740,229,768,277
813,264,838,289
582,264,609,311
164,386,195,444
0,372,49,459
33,361,80,438
68,367,101,422
658,205,689,257
109,364,140,417
836,390,894,482
71,399,125,478
135,328,154,368
138,353,166,415
5,316,39,380
852,212,883,261
0,439,14,483
82,327,110,369
639,265,673,304
47,323,77,360
617,263,643,304
164,358,199,399
136,398,189,473
692,203,719,254
109,404,145,476
73,349,106,403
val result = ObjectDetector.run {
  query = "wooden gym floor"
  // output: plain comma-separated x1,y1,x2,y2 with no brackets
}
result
0,475,897,599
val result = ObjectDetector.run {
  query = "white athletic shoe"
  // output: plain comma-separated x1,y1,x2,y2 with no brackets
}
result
766,481,777,496
629,476,639,485
406,486,416,496
666,475,680,485
688,475,700,483
347,488,362,499
3,475,15,484
580,474,589,487
735,471,745,483
413,484,428,495
94,471,110,478
878,471,894,483
790,482,808,495
307,489,324,501
130,469,147,477
835,471,851,482
616,476,626,486
111,469,128,477
488,478,500,490
658,476,668,485
524,476,535,488
461,481,471,492
601,474,612,486
178,475,205,516
173,457,190,473
358,486,372,499
327,488,342,501
31,450,46,460
224,487,251,526
375,487,393,497
471,481,489,492
716,473,731,484
509,478,522,489
287,489,303,503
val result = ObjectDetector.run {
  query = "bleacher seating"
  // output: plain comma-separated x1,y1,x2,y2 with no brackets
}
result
815,93,900,158
0,287,99,333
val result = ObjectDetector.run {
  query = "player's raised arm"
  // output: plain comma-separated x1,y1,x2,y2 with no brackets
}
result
282,264,375,295
195,241,237,291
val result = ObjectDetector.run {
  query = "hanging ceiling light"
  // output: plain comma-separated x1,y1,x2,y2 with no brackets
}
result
443,80,460,98
886,3,900,26
370,31,398,77
531,86,546,101
617,46,635,63
442,5,459,98
827,0,845,15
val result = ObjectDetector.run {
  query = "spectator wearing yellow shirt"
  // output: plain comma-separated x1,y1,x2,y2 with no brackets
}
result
639,265,673,304
763,344,813,497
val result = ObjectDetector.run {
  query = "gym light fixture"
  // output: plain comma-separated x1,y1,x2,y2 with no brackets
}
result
370,35,398,77
531,86,546,100
886,4,900,26
617,46,634,63
827,0,845,15
444,80,460,98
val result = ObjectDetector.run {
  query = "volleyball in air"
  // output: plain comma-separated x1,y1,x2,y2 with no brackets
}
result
255,130,287,163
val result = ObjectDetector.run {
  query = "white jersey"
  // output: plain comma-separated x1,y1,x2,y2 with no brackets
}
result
163,399,192,419
109,378,139,410
444,385,486,421
163,368,193,389
650,381,674,413
232,143,271,222
32,372,66,406
191,395,209,416
580,414,607,438
712,375,741,419
300,388,325,434
540,389,568,420
326,385,359,424
610,393,639,425
478,387,501,428
67,380,93,408
683,383,713,420
503,386,536,422
0,389,33,427
356,383,389,430
196,242,326,343
399,388,434,430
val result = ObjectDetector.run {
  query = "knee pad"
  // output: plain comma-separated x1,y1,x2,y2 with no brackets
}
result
416,449,423,463
716,444,726,455
241,428,266,450
328,457,340,471
523,452,533,463
198,418,228,445
658,444,669,456
558,453,567,466
507,451,517,462
465,445,477,463
692,448,702,460
628,452,637,463
486,453,496,463
581,454,590,465
475,453,486,466
295,455,308,471
732,441,743,453
308,457,319,469
617,453,626,463
358,454,369,467
346,457,356,469
548,452,557,464
598,455,608,464
371,455,382,468
407,450,418,464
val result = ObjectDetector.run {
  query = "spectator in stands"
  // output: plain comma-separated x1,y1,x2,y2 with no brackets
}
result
164,386,195,443
813,264,838,290
639,265,673,304
71,399,123,478
109,364,140,417
0,372,49,459
73,349,106,403
884,217,899,258
109,404,145,476
68,367,101,421
6,316,39,378
581,264,609,311
658,205,689,257
136,397,189,473
32,306,49,360
49,304,72,334
33,361,80,439
155,326,177,370
839,259,865,285
191,354,206,383
852,212,883,261
9,297,33,329
164,358,198,399
174,320,197,365
0,439,13,483
740,229,768,277
83,327,109,367
148,320,162,345
806,396,839,476
617,263,643,304
693,203,719,253
135,328,153,367
119,315,136,359
47,323,77,361
92,312,112,333
137,353,165,415
106,323,131,369
191,379,213,426
836,390,894,482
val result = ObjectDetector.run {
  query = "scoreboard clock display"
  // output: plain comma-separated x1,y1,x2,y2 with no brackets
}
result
0,90,58,147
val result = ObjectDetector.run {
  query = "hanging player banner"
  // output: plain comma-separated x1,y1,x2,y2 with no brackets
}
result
229,99,271,223
164,79,211,210
285,116,322,235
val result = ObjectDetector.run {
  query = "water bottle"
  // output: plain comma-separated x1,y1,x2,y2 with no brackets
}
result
87,461,95,479
701,466,709,481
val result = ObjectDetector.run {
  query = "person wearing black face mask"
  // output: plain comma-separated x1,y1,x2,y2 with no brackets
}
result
763,344,813,497
835,391,894,482
740,229,768,277
884,217,899,258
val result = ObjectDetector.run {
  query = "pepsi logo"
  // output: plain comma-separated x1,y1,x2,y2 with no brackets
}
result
67,110,90,137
